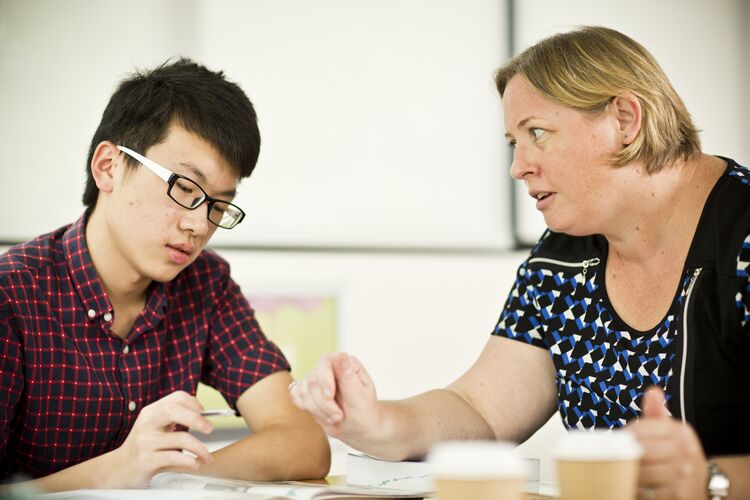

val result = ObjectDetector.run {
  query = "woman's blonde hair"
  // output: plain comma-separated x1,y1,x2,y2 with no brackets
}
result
494,26,700,173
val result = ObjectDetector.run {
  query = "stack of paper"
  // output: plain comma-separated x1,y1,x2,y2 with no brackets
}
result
345,452,541,495
149,472,428,499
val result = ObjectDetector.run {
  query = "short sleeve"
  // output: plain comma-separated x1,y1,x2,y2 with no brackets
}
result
0,286,24,465
736,233,750,334
492,259,547,349
202,275,290,408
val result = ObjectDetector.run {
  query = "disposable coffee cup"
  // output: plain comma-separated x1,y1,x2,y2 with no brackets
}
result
554,429,642,500
428,441,526,500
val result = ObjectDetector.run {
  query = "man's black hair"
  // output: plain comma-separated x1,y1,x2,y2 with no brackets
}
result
82,58,260,208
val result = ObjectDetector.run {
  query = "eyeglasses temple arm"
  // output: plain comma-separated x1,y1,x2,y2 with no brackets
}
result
116,145,173,182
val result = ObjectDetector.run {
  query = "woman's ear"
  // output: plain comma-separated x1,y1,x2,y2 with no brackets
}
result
90,142,120,193
610,92,642,146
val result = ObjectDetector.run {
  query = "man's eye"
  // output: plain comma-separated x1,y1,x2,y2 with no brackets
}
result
174,180,195,194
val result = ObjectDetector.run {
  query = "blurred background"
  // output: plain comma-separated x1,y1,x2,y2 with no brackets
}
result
1,0,748,482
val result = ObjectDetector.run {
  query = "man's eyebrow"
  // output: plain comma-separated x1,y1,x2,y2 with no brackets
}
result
180,162,207,182
218,187,238,198
179,162,237,198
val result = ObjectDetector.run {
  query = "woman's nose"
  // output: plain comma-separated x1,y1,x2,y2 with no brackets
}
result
509,146,537,180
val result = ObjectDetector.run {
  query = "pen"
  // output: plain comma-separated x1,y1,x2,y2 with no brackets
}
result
200,408,237,417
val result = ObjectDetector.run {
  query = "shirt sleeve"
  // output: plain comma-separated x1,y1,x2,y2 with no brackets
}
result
736,233,750,334
201,274,290,409
492,259,547,349
0,284,24,465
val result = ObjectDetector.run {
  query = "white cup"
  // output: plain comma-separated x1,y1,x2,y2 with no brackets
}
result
554,429,642,500
428,441,527,500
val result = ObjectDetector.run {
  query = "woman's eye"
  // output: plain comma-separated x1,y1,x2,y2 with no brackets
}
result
507,139,517,149
531,128,545,140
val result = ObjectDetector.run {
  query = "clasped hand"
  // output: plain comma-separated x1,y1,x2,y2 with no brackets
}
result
628,387,709,500
289,352,383,446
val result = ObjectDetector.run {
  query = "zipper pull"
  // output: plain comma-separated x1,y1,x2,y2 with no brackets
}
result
582,258,601,278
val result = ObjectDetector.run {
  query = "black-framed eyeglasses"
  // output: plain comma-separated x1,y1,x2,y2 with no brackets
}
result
117,145,245,229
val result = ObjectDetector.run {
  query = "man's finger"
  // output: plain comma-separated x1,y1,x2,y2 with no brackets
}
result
156,432,213,464
151,402,214,434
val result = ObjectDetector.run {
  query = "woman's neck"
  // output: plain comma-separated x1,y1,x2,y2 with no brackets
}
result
603,154,721,267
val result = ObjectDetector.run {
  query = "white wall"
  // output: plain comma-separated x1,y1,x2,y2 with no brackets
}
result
0,0,200,241
220,250,524,398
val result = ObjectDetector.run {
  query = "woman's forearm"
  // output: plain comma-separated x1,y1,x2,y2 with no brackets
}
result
347,388,495,461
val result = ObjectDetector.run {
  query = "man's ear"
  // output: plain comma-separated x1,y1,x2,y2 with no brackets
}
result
90,142,120,193
610,92,642,146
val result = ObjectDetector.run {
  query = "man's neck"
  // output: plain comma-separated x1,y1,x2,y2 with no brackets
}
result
85,207,151,308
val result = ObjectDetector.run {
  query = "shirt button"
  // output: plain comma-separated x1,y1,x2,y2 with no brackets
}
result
103,312,113,322
87,309,96,318
128,401,137,412
123,345,130,354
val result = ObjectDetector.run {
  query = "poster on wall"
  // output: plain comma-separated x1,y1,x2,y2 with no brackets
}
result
196,294,337,429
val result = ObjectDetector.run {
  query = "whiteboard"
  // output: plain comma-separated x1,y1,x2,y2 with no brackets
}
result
0,0,512,250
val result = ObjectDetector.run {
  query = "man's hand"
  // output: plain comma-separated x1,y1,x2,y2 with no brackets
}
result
628,386,709,500
104,391,215,488
289,352,383,445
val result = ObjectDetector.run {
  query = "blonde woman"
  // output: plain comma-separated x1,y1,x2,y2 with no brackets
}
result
292,27,749,499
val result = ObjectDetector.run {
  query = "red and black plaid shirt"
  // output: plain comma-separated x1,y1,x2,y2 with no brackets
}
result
0,213,289,479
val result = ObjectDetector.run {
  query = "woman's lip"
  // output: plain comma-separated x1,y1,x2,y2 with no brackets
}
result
535,192,555,210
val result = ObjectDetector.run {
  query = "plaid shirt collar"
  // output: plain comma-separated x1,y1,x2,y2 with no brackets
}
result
61,211,167,334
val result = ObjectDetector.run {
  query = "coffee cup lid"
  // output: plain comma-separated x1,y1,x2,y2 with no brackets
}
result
554,429,642,461
427,440,527,479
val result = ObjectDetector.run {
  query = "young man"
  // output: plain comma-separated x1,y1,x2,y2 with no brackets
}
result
0,59,330,491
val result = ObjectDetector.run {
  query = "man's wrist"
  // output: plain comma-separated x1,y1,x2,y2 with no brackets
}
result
21,449,117,493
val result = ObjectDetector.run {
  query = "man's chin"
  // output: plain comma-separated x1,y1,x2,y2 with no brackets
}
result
148,265,187,283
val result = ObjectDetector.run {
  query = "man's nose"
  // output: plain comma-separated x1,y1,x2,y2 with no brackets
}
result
179,202,211,236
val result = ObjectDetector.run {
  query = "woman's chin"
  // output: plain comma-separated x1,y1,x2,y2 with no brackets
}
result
543,217,591,237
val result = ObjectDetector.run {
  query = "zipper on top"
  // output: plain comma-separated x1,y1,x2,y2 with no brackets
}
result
528,257,601,278
679,267,702,424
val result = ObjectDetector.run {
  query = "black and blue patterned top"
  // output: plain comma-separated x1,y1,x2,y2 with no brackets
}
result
493,157,750,455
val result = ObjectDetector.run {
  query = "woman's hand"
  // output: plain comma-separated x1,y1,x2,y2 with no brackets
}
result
628,386,709,500
289,352,384,445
